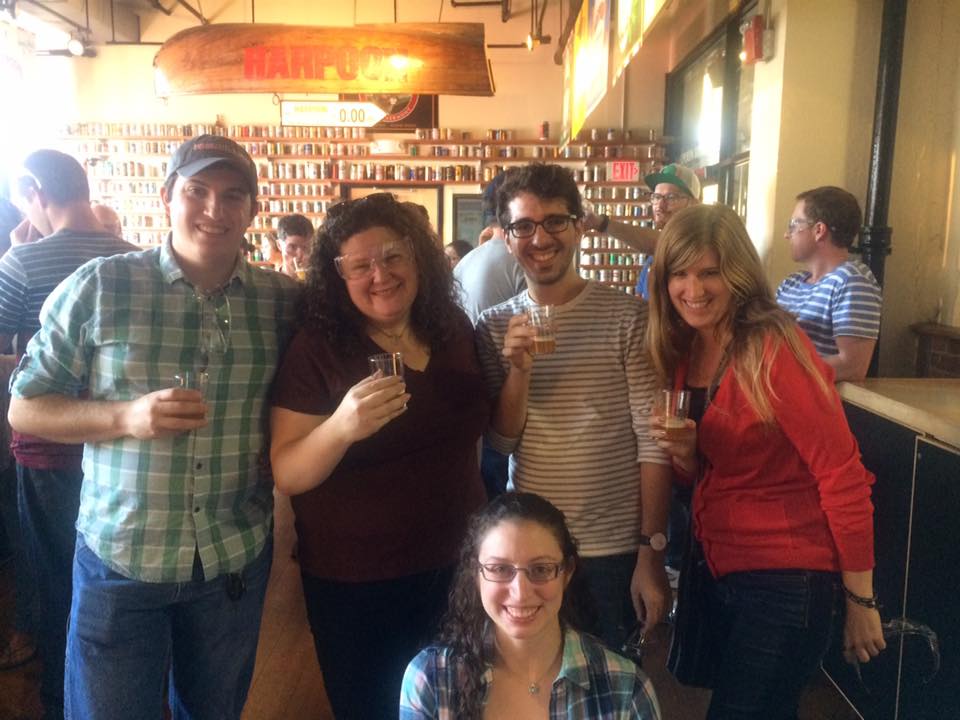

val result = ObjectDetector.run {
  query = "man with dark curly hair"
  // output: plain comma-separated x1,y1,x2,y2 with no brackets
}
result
475,163,672,652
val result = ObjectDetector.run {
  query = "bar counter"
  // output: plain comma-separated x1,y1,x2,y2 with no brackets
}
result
825,377,959,719
838,378,960,450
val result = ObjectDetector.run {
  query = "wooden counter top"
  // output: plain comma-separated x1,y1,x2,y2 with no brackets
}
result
838,378,960,450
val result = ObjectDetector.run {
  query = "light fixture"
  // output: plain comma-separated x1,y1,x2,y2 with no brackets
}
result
67,35,85,56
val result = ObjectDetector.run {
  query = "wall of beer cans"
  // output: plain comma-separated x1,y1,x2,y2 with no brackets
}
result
61,122,664,292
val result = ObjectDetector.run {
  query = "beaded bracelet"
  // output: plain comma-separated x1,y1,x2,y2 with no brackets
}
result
843,585,880,609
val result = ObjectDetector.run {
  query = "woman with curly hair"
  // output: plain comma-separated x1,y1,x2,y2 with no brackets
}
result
400,492,661,719
271,193,489,719
646,203,884,718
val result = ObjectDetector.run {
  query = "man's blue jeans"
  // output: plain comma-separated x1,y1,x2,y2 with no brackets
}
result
705,568,841,720
577,552,638,651
65,534,272,720
17,463,82,720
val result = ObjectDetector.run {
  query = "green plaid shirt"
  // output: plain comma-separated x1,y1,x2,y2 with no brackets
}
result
10,238,299,582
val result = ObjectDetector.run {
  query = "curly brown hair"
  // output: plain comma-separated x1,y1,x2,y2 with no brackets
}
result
437,492,595,719
300,193,462,354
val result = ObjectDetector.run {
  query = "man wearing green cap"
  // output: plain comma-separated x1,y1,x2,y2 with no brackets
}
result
584,162,700,299
8,135,299,719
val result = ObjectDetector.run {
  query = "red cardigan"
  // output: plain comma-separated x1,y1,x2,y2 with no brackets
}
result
679,332,875,578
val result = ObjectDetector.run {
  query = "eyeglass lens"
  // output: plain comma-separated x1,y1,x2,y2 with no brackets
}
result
508,215,573,238
478,562,562,584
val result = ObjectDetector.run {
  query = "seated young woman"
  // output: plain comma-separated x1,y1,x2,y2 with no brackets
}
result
400,492,661,720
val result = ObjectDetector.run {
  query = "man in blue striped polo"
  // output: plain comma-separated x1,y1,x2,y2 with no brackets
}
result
776,186,882,381
1,149,136,719
475,163,672,652
8,136,299,719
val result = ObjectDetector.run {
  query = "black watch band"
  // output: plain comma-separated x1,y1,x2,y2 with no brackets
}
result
597,214,610,233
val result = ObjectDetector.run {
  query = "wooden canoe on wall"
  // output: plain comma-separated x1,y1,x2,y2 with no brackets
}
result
154,22,495,97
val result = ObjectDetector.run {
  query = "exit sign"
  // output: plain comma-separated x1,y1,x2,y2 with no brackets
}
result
610,161,641,182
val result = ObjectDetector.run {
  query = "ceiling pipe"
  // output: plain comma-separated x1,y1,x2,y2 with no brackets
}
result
553,0,580,64
176,0,208,24
449,0,510,22
20,0,87,33
150,0,173,16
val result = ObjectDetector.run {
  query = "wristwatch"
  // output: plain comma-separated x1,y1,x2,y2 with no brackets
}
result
638,532,667,551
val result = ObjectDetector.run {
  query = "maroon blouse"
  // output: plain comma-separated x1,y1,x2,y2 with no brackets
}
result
272,316,489,582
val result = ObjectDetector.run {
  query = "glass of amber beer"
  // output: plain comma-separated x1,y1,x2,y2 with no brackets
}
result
527,305,556,355
653,389,690,439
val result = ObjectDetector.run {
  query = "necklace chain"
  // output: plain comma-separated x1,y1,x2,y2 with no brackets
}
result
371,324,408,344
496,636,563,696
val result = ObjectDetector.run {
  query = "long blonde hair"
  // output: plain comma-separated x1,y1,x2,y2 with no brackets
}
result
646,204,830,423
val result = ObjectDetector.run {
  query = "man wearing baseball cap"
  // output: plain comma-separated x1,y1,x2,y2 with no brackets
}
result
583,162,701,299
9,134,299,718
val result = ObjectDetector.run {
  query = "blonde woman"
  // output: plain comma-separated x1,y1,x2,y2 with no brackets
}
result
645,204,884,719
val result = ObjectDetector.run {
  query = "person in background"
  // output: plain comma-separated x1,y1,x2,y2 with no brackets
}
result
453,174,526,500
260,232,282,269
583,163,700,300
475,163,672,651
454,174,527,325
7,135,299,719
276,212,314,280
0,193,36,674
0,150,136,718
776,186,882,381
401,492,661,719
646,203,884,718
270,192,488,720
90,202,123,237
444,239,473,270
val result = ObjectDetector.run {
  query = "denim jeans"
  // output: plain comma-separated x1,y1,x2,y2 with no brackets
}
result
705,568,841,720
480,438,509,500
2,463,37,637
577,552,638,651
17,463,82,720
301,566,453,720
65,533,272,720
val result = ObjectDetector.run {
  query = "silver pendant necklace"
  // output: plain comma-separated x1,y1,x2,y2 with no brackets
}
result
496,636,564,696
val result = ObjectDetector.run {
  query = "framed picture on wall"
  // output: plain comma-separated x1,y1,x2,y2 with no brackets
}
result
343,184,443,244
452,193,484,246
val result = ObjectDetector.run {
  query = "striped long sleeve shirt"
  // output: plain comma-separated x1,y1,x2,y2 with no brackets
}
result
476,282,668,557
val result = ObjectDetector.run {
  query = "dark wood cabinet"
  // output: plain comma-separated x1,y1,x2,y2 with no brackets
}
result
823,389,959,720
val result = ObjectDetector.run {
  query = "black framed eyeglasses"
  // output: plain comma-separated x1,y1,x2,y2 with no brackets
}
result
477,561,566,584
649,192,689,205
505,214,577,239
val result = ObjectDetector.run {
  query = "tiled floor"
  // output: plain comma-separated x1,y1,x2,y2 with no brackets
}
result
0,495,863,719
